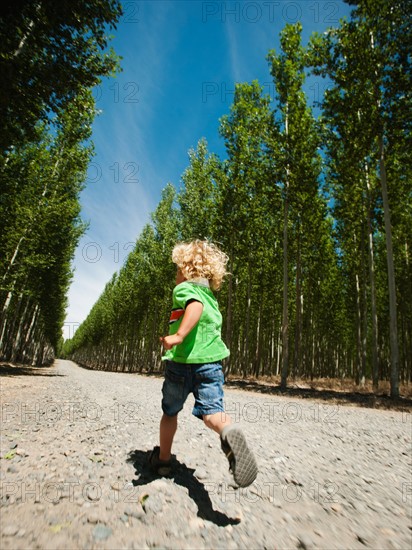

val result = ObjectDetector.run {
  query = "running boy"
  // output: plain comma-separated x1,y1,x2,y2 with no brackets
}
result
149,240,258,488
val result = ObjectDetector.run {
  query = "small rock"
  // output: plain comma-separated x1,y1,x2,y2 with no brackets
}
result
297,534,313,549
367,500,383,511
16,449,28,456
282,512,293,524
331,504,343,513
92,524,112,541
150,479,171,493
380,528,395,537
124,506,145,520
165,525,180,537
3,525,19,536
355,530,371,545
200,527,210,539
142,495,163,515
87,514,101,524
189,517,205,530
194,468,208,480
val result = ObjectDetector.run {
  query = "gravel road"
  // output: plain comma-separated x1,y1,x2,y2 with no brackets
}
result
1,359,411,549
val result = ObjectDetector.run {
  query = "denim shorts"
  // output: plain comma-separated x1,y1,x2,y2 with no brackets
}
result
161,360,225,419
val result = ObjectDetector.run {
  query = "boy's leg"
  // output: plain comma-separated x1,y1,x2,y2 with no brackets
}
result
148,414,176,475
203,411,232,434
157,360,188,461
159,413,177,461
204,411,258,488
194,362,258,487
149,361,187,475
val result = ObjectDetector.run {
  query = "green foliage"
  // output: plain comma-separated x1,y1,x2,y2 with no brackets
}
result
0,0,122,151
62,4,410,389
178,138,221,242
307,0,411,392
0,2,121,365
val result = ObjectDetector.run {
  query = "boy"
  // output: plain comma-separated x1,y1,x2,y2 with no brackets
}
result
148,240,258,488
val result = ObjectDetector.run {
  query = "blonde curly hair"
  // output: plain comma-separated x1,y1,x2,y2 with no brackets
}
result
172,240,228,290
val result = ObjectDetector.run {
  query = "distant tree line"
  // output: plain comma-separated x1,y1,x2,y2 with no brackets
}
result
64,1,411,397
0,1,123,365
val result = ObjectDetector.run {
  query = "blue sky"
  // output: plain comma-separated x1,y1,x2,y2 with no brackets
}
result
63,0,352,340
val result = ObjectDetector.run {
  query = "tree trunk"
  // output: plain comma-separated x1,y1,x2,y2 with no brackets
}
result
225,238,234,377
13,15,36,58
281,106,290,392
293,224,302,380
355,270,362,385
255,300,263,377
243,258,252,378
378,134,399,397
280,191,289,391
364,161,379,390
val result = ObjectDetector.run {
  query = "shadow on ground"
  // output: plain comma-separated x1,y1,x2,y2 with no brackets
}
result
0,363,64,377
127,449,240,527
224,378,412,412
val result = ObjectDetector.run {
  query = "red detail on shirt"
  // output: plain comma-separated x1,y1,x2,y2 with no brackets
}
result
169,308,184,324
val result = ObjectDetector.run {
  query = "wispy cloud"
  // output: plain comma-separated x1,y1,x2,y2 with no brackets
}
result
225,22,242,84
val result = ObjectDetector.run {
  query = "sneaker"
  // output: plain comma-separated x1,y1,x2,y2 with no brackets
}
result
147,446,172,476
220,426,258,488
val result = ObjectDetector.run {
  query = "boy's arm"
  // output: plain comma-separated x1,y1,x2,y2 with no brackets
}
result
160,300,203,350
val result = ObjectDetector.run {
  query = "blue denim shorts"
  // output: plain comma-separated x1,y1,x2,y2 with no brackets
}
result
161,360,225,419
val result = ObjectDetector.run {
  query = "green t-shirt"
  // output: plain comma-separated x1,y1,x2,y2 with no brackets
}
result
162,279,230,364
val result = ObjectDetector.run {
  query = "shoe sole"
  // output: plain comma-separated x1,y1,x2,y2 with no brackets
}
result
222,427,258,487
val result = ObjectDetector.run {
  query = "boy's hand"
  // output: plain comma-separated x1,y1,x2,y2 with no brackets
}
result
160,334,183,350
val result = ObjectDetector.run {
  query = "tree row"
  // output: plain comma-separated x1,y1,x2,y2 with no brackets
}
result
64,1,411,397
0,1,122,365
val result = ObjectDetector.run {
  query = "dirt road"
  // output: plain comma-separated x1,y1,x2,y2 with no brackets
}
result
1,360,411,549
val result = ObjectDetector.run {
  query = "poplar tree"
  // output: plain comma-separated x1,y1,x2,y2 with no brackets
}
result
0,90,94,363
267,23,326,389
218,81,278,376
308,0,411,396
178,138,221,242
